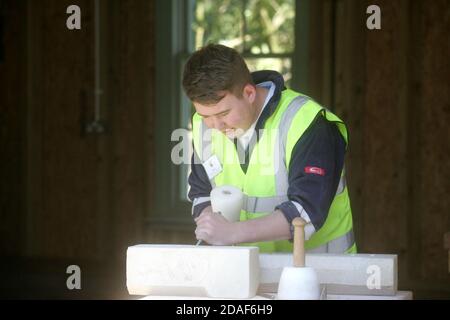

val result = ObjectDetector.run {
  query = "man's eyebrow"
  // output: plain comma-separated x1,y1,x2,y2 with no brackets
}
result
198,109,230,118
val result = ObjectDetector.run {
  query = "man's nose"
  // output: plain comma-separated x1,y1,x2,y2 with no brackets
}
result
211,117,225,131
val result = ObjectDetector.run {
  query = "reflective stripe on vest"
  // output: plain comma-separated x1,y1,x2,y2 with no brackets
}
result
336,173,346,195
244,195,288,213
273,95,309,195
199,120,216,188
243,173,346,214
306,229,355,253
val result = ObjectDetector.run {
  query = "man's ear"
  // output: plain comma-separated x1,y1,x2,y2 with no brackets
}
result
242,84,256,103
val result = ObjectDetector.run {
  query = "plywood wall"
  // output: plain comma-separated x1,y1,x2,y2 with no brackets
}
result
0,0,27,256
0,0,155,262
309,0,450,297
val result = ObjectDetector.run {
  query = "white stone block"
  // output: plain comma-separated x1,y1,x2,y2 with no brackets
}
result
258,253,397,296
127,244,260,299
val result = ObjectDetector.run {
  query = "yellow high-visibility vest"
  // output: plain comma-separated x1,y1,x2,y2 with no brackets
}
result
192,89,356,253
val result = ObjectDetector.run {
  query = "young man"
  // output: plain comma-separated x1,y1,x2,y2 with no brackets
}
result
183,44,356,253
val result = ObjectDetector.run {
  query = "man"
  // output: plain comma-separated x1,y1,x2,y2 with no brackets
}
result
182,44,356,253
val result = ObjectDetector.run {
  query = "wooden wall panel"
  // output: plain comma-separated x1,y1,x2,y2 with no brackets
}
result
363,0,409,256
0,0,27,256
145,226,196,245
332,0,367,251
415,0,450,282
310,0,450,297
32,0,101,259
0,0,156,298
16,0,156,261
0,0,155,262
308,0,334,106
108,0,154,257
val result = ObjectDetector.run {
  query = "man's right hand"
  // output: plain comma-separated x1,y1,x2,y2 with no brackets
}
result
194,206,238,246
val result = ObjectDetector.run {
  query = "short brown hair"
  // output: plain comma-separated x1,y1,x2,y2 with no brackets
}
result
182,44,253,104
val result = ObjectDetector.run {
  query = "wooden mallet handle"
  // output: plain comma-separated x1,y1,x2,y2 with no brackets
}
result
292,217,307,267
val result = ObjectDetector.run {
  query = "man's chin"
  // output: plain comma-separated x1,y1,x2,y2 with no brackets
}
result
224,129,235,138
224,129,244,139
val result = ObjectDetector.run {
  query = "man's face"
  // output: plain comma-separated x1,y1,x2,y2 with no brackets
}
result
193,84,257,139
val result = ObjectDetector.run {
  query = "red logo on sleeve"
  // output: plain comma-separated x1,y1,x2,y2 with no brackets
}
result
304,166,326,176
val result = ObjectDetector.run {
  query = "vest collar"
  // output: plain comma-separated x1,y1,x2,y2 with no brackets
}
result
251,70,286,131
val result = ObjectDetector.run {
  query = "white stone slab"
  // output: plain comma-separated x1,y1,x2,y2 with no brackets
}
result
138,290,412,300
258,253,397,296
127,244,260,299
327,291,412,300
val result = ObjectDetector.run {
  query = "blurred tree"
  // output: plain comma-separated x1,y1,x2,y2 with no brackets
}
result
192,0,295,83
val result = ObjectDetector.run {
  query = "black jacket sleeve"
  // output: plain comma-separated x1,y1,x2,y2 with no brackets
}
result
188,146,212,218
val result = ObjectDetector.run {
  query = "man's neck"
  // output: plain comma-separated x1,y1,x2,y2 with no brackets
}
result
252,86,269,123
